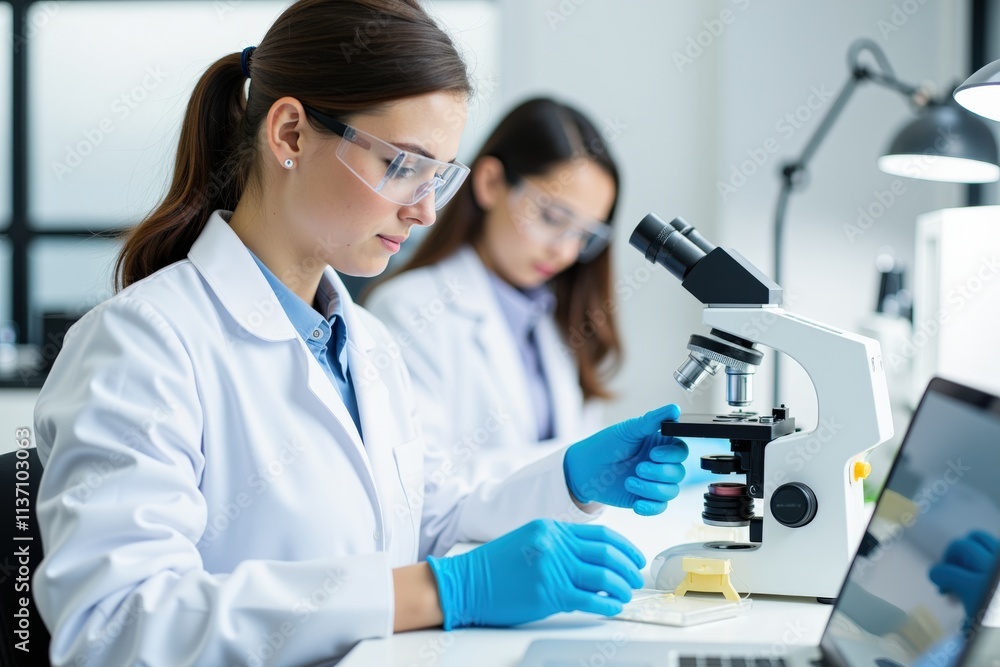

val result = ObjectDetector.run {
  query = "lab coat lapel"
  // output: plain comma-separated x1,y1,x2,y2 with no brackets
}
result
443,248,536,441
324,267,396,545
188,212,297,342
189,214,385,539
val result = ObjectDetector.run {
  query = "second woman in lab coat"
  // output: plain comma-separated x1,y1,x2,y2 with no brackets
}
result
366,97,621,489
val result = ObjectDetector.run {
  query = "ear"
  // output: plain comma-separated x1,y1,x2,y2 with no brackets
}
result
471,155,508,211
265,97,306,167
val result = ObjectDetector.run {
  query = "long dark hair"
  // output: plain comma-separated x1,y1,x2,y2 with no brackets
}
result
115,0,471,290
392,97,622,400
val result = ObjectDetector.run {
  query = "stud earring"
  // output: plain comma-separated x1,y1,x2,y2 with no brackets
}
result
283,158,294,169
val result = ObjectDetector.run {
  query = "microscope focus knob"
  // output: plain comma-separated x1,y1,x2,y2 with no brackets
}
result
770,482,818,528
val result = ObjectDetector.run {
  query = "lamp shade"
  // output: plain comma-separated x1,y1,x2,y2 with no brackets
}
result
954,59,1000,122
877,102,1000,183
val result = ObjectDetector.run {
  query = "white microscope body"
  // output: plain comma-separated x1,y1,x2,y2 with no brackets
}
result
630,213,893,600
651,307,893,599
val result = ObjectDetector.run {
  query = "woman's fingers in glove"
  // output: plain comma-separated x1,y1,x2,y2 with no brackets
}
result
633,499,668,516
636,460,686,484
968,530,999,554
620,404,681,440
570,563,635,603
565,590,625,617
567,537,644,590
930,563,982,597
625,475,680,503
944,535,995,572
566,524,646,570
649,438,689,464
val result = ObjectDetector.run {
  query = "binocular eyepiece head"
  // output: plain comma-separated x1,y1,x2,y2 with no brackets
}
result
629,213,764,407
628,213,716,281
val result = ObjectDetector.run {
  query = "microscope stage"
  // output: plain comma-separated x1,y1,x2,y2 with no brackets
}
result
660,413,796,440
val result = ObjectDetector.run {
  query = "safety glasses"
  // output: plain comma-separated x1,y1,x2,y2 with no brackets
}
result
304,105,470,210
509,179,613,262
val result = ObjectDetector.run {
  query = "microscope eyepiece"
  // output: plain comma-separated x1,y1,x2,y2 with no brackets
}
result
629,213,714,281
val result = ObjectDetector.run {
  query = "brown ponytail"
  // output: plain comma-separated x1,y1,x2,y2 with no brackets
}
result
115,0,471,290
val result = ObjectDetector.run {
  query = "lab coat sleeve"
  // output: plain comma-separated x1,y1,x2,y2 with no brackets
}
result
364,286,598,560
33,297,393,667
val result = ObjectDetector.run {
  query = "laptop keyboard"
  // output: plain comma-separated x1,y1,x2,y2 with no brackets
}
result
679,657,786,667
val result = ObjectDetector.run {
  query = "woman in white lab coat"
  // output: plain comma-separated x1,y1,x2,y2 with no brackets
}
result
32,2,688,665
366,98,621,489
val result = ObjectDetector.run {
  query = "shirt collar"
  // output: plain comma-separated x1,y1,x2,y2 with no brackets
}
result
485,269,556,341
248,249,335,344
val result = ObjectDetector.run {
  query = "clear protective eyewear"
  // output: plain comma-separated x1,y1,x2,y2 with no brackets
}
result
509,179,613,262
304,105,470,210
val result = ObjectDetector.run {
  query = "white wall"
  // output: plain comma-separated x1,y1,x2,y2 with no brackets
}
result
492,0,970,426
494,0,729,421
716,0,968,429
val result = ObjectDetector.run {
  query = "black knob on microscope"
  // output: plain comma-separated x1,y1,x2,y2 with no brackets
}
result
770,482,818,528
700,455,742,474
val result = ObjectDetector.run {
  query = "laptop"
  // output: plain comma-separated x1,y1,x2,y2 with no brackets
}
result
520,376,1000,667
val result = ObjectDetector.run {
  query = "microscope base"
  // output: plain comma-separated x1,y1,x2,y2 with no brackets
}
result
650,540,845,600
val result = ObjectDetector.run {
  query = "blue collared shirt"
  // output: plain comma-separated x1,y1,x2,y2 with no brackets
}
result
485,269,557,441
249,251,363,439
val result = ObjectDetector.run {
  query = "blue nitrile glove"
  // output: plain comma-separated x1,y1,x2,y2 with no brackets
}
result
426,519,645,630
563,404,688,515
929,530,999,619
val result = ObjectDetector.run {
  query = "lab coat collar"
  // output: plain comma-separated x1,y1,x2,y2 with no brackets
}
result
438,245,497,321
435,245,584,444
187,210,376,353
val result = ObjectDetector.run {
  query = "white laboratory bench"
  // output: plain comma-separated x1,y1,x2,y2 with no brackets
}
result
340,485,835,667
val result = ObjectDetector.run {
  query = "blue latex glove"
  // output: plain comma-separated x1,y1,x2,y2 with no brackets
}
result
929,530,999,619
563,404,688,515
426,519,645,630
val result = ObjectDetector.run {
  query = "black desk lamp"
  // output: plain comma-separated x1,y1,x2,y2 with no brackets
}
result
771,38,1000,405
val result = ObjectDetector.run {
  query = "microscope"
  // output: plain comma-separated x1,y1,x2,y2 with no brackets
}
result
631,214,893,601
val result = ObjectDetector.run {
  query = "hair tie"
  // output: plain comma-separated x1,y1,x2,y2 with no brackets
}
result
240,46,256,79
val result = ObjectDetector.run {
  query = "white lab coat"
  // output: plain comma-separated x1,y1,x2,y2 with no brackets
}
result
33,212,595,667
366,246,602,490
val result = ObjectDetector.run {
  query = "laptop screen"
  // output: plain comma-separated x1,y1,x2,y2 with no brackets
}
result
820,377,1000,667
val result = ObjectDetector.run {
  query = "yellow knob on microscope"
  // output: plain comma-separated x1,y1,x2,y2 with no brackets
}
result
852,460,872,482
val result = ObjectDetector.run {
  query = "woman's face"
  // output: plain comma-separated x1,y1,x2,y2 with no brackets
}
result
275,91,467,278
477,158,616,290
